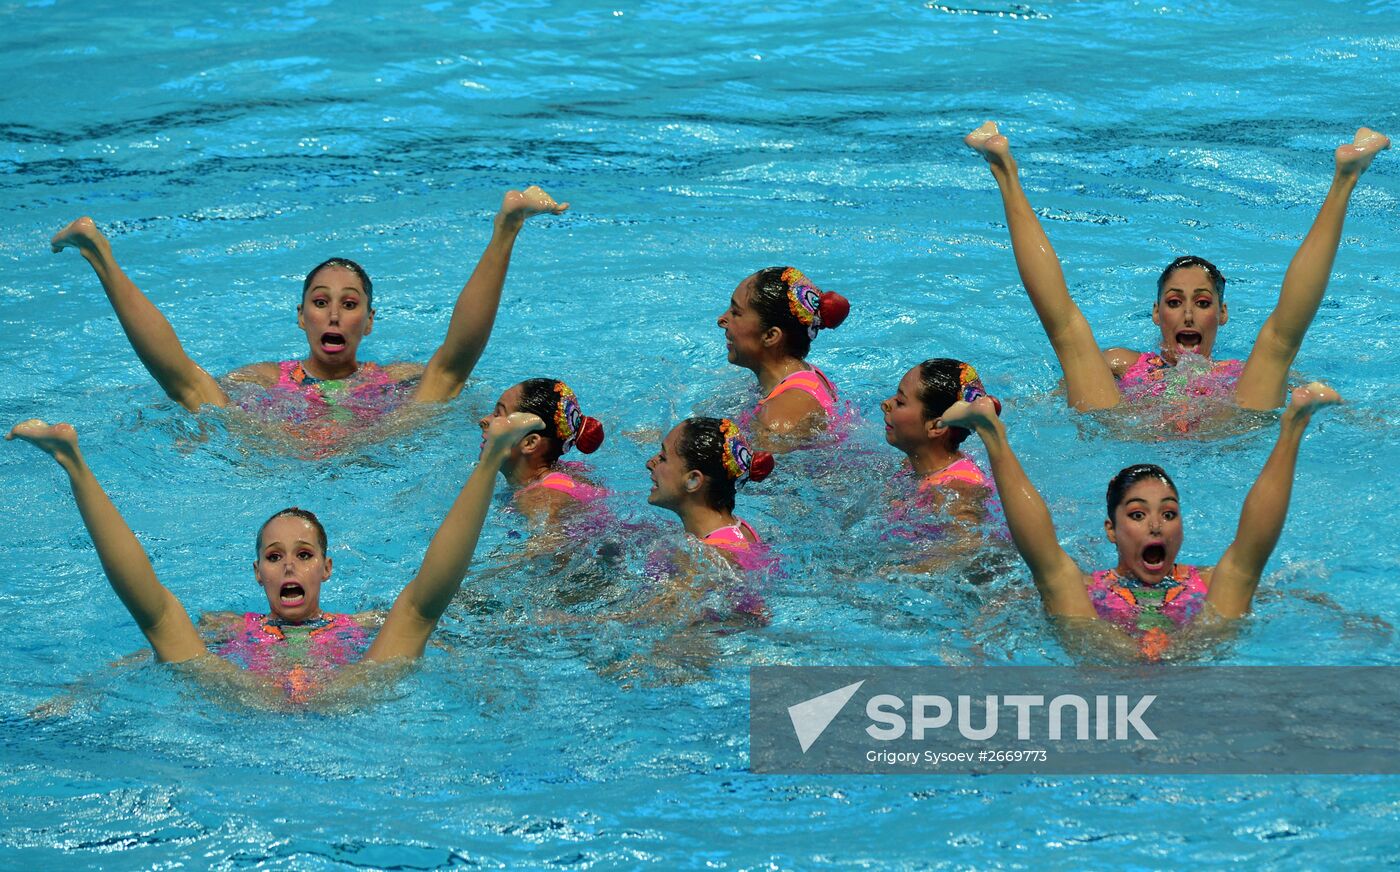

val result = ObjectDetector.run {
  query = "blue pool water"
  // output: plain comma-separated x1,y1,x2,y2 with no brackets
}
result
3,0,1398,867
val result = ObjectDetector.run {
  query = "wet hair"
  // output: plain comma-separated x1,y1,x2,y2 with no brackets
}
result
676,417,773,513
747,267,850,359
256,507,328,557
303,258,373,307
915,358,976,450
513,378,605,464
1105,464,1178,521
1156,255,1225,302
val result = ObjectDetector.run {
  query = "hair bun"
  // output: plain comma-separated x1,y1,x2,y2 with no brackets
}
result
989,395,1003,417
818,291,849,329
747,451,775,483
574,416,605,454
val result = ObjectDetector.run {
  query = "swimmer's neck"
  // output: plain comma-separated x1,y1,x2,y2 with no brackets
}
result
752,355,811,394
676,502,738,539
906,443,963,478
504,456,552,488
300,355,363,381
266,609,325,625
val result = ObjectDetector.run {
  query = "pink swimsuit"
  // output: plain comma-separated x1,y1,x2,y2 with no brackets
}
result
1086,564,1208,636
1118,352,1243,405
920,456,993,492
758,366,839,418
271,360,410,424
520,468,609,504
214,612,370,703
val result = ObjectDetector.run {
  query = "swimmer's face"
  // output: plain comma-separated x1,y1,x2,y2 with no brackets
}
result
1152,266,1227,362
298,265,375,371
1104,477,1183,585
717,276,776,368
646,423,697,511
881,367,938,453
254,516,331,622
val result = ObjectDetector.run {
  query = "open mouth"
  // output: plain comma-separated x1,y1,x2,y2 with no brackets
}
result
320,332,347,353
279,582,306,607
1175,330,1202,350
1141,543,1167,572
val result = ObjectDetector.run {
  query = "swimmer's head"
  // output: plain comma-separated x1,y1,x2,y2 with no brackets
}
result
882,359,1000,452
1104,464,1183,585
1156,256,1224,302
647,417,773,513
298,259,376,368
1153,256,1228,359
304,258,373,307
256,507,328,556
508,378,605,463
718,267,850,365
254,507,331,622
1106,464,1178,520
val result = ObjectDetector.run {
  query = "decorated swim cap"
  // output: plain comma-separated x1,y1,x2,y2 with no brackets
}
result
779,268,851,340
956,362,1002,417
718,418,774,483
552,382,605,454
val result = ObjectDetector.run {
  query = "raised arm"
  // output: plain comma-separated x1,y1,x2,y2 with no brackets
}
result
50,219,229,411
7,420,207,662
414,187,569,403
1235,129,1390,410
939,398,1096,617
1207,383,1339,617
363,412,545,661
965,122,1121,411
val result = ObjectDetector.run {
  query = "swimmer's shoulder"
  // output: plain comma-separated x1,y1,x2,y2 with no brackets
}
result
198,610,247,641
224,362,280,387
1103,347,1142,378
379,362,425,382
753,390,826,445
516,482,576,521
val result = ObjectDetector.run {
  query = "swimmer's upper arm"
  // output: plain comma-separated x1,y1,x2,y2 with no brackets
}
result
516,485,573,522
1103,348,1139,379
1029,559,1097,619
1203,556,1256,620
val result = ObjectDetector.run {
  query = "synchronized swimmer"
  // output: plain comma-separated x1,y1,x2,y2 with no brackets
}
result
964,122,1389,415
15,123,1392,699
50,187,568,445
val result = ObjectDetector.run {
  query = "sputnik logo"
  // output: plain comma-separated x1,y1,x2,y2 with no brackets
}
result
787,680,864,753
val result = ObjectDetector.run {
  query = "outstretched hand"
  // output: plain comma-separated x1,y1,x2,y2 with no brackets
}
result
481,412,545,461
936,395,999,431
7,419,81,468
499,186,569,227
50,217,108,256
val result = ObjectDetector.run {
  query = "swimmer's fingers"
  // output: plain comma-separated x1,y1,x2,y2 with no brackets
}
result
936,396,997,430
484,412,546,450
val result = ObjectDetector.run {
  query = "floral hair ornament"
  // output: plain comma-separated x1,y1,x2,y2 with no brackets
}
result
718,418,774,483
551,382,605,454
957,362,1002,416
779,267,850,340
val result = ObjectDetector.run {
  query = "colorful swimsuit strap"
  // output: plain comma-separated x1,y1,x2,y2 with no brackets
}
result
701,518,761,551
922,455,991,490
761,366,838,416
522,471,583,499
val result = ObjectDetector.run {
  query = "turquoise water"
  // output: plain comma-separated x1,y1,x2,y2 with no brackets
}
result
3,0,1398,867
